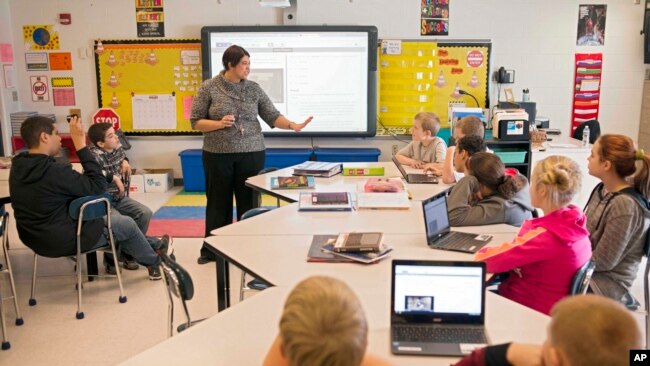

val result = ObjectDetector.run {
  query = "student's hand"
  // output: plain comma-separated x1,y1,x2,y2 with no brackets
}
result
506,344,543,366
69,116,86,151
411,160,425,169
423,163,442,175
291,116,313,132
120,160,131,177
219,115,235,129
113,175,126,198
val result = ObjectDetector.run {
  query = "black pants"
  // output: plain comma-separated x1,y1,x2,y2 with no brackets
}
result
200,150,265,259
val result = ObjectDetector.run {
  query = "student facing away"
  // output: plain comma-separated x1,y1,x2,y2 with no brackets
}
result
475,156,592,315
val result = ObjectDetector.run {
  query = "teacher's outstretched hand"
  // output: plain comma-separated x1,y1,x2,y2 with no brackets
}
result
290,116,313,132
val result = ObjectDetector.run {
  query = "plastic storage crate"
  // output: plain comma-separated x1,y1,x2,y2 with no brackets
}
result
313,148,381,162
492,148,527,164
265,148,314,168
178,149,205,192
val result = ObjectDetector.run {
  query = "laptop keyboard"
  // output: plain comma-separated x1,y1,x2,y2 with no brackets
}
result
433,232,483,252
394,325,486,343
408,174,438,183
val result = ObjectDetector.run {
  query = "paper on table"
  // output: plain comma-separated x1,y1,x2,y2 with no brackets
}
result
357,192,410,209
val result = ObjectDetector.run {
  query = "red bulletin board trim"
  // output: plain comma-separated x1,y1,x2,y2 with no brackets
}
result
571,53,602,134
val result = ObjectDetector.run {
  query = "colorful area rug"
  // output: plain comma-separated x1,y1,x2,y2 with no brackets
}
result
147,190,284,238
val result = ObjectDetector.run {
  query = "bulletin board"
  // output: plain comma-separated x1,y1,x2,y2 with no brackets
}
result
378,40,491,133
94,39,202,135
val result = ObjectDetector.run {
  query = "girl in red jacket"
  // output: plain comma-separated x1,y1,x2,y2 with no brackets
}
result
475,156,592,314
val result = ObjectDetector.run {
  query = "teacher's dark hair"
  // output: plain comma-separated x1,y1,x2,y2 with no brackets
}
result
222,45,250,71
20,115,55,149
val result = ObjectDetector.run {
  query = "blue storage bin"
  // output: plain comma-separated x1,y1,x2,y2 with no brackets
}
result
178,149,205,192
265,148,313,168
313,148,381,162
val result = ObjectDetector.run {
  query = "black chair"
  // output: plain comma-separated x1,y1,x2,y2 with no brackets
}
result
571,119,601,144
569,260,595,295
28,194,127,320
622,235,650,349
0,198,24,350
239,207,273,301
160,252,203,336
255,167,280,208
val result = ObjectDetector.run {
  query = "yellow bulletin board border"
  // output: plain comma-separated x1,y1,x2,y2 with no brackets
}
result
94,39,202,135
378,40,491,133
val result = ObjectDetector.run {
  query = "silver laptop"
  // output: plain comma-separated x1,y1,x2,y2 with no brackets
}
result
392,156,438,184
391,260,488,356
422,192,492,253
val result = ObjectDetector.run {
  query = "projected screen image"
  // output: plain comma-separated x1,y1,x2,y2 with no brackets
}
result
201,26,377,137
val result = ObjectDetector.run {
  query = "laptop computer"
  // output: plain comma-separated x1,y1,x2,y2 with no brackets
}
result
391,259,488,356
422,192,492,253
392,156,438,184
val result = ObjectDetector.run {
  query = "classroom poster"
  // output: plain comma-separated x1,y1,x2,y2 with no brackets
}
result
135,0,165,38
571,53,602,133
23,25,60,50
576,4,607,46
421,0,449,36
48,52,72,70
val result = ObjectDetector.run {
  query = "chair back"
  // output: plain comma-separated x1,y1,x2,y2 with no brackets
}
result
68,194,113,221
569,260,596,295
160,253,194,301
571,120,601,144
241,207,272,221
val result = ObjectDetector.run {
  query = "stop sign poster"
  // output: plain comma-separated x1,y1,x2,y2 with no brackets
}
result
93,108,121,130
30,75,49,102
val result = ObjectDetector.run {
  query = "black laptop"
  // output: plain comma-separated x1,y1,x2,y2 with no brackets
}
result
392,156,438,184
391,259,488,356
422,192,492,253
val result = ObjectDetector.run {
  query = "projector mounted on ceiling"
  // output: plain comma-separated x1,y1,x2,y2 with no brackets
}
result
259,0,291,7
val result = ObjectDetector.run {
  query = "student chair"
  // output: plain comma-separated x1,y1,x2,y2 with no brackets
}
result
256,167,281,208
622,234,650,349
569,259,595,295
0,198,24,350
571,119,601,144
28,194,127,320
160,252,203,337
239,207,274,301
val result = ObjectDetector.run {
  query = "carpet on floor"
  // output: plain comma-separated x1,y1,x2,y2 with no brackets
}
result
147,190,283,238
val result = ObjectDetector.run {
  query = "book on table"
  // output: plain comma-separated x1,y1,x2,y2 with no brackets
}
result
298,192,352,211
356,192,411,210
333,232,384,252
270,176,315,189
307,235,392,264
293,161,342,178
321,243,392,264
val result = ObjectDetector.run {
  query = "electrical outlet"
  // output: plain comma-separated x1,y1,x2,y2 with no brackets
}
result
392,145,398,156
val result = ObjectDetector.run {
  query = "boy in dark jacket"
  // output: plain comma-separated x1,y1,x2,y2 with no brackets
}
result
9,116,170,280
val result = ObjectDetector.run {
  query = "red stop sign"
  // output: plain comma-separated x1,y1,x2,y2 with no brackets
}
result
92,108,120,130
466,50,484,68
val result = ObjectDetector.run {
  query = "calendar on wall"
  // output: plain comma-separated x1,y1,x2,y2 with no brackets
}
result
132,94,177,130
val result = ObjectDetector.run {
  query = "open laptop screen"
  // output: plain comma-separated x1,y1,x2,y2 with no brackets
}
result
423,193,451,240
391,260,486,324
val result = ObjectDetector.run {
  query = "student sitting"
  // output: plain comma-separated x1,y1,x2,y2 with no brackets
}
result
9,116,172,280
395,111,446,170
88,123,173,274
429,115,485,183
451,135,487,177
263,276,392,366
475,156,592,314
585,134,650,303
453,294,641,366
447,152,533,227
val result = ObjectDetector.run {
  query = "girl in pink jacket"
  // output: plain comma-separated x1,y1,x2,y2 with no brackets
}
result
475,156,592,315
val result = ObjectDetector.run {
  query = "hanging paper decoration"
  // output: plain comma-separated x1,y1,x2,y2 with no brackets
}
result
571,53,602,134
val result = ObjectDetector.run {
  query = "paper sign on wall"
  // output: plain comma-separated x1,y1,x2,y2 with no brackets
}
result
25,52,49,71
49,52,72,70
30,75,49,102
23,25,60,50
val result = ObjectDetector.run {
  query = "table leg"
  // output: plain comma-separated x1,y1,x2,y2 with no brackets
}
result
215,255,230,311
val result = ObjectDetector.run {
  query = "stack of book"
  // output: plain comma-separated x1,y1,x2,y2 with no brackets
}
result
307,233,392,264
357,178,410,210
293,161,342,178
10,111,37,137
298,192,352,211
270,176,315,190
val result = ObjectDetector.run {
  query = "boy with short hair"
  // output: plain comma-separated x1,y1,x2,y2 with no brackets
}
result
430,115,485,184
395,112,446,170
263,276,392,366
454,295,641,366
88,123,173,274
453,135,487,174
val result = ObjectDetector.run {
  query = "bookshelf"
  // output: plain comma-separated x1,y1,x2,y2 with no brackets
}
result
485,138,531,179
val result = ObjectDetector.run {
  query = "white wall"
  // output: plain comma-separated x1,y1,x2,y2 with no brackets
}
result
3,0,646,177
0,0,20,155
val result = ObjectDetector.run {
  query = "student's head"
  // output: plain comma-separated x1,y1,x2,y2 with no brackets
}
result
411,112,440,142
468,152,525,199
279,276,368,366
88,123,120,152
588,134,650,197
454,115,484,140
222,45,250,79
20,116,60,156
454,135,487,173
542,295,641,366
531,156,581,209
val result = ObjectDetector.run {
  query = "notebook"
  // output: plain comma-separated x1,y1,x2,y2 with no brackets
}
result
390,259,488,356
392,156,438,184
422,192,492,253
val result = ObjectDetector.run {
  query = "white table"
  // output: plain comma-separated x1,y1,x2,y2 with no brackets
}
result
246,162,451,203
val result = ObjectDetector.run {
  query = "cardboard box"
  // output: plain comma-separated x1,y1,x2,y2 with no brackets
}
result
144,169,174,193
129,174,145,194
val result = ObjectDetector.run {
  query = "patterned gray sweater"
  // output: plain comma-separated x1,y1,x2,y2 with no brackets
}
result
585,185,649,301
190,73,281,153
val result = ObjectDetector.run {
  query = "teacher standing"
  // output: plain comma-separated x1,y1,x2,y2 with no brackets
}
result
191,45,312,264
